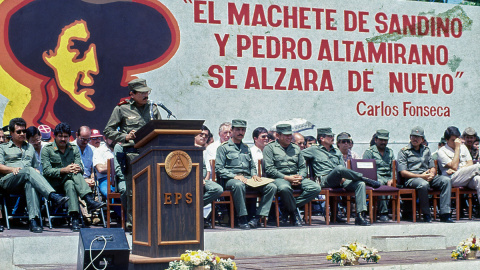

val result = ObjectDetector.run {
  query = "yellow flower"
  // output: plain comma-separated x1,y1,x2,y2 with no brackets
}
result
349,244,357,251
341,254,347,260
326,255,332,260
377,255,381,260
356,250,362,256
216,257,221,263
181,254,186,261
185,255,191,262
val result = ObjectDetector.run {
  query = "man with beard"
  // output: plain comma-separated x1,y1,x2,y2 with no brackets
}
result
363,129,395,222
104,78,161,231
215,120,277,229
398,126,453,223
462,127,479,160
42,122,105,231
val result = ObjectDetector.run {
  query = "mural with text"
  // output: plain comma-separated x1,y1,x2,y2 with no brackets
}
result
0,0,478,144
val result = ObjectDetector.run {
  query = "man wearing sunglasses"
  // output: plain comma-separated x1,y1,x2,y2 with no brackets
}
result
0,118,69,233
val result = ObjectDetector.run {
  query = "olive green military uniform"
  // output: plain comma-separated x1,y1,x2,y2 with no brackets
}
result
0,141,56,219
41,141,92,214
104,98,160,227
397,143,451,215
215,139,276,217
263,140,321,213
363,145,394,215
302,144,367,214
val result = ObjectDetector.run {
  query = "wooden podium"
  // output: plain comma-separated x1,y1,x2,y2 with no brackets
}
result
128,120,204,269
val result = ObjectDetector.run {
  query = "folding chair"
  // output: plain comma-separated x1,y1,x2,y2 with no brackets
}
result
2,194,43,230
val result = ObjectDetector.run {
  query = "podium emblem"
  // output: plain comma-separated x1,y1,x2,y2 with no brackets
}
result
165,150,192,180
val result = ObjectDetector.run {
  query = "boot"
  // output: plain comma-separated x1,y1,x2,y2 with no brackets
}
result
440,213,454,223
48,192,69,210
238,216,250,230
355,211,370,226
71,212,81,232
248,217,261,229
423,214,432,223
291,211,303,227
29,218,43,233
361,177,381,188
83,193,105,212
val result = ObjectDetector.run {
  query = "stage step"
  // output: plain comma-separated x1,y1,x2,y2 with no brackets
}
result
372,235,446,252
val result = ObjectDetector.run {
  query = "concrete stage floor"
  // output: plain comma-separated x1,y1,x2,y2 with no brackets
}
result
1,215,480,269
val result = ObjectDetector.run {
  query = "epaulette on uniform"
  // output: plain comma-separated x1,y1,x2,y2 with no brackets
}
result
401,146,408,151
117,100,129,106
266,141,275,145
220,141,228,145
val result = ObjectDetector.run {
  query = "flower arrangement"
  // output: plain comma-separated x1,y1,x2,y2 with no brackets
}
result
326,242,380,266
451,235,478,260
167,250,237,270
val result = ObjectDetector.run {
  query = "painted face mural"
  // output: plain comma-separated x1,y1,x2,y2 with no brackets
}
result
1,0,179,129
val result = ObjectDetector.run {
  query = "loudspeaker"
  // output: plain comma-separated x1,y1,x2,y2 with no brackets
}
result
77,228,130,270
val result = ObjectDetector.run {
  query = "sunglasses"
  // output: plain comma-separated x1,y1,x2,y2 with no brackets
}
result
15,129,27,134
339,140,351,144
79,137,91,142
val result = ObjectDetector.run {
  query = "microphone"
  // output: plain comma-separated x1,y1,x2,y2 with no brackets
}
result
150,100,176,119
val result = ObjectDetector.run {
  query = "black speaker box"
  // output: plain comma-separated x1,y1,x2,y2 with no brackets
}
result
77,228,130,270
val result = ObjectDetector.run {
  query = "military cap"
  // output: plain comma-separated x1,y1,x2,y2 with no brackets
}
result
410,126,425,138
2,126,10,137
376,129,390,140
276,124,292,135
336,132,351,142
128,78,152,92
232,119,247,128
317,127,334,137
463,127,477,136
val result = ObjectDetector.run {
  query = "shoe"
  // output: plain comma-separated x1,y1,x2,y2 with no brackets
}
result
0,225,3,232
248,217,261,229
378,214,389,222
238,216,250,230
361,177,381,188
292,211,303,227
83,194,105,212
439,213,454,223
49,193,69,210
423,214,432,223
29,218,43,233
335,215,347,223
355,212,370,226
204,218,212,229
71,214,81,232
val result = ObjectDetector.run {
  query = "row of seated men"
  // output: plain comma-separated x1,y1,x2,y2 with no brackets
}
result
198,120,480,229
0,118,115,233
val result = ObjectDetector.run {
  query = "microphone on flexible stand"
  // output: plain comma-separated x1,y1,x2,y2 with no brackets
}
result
150,100,177,119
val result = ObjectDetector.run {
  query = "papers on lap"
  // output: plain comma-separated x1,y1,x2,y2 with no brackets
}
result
245,177,274,188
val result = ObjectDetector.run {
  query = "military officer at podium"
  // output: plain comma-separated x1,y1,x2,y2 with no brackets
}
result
263,124,321,226
104,78,161,231
215,119,277,229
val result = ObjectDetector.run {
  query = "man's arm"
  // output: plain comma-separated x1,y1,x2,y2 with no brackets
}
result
215,146,236,180
41,147,62,179
297,151,307,178
441,138,461,170
362,149,373,159
104,106,128,143
263,145,285,179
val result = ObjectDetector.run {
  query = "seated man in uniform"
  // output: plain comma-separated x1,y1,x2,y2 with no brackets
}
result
397,126,453,223
263,124,321,226
0,118,68,233
302,128,380,226
363,129,395,222
215,119,277,229
42,122,105,231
